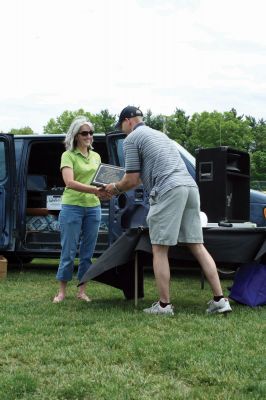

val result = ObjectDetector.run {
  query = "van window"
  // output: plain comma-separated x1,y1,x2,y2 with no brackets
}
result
117,139,125,167
0,142,6,180
14,139,24,171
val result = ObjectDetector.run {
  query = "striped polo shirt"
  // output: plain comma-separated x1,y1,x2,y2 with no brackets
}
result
123,124,196,197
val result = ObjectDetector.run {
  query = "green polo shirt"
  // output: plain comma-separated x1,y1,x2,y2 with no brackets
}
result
60,149,101,207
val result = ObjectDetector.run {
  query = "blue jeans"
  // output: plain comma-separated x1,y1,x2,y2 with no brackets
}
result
56,204,101,282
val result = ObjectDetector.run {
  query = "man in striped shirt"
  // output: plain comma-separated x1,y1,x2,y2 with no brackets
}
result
105,106,232,316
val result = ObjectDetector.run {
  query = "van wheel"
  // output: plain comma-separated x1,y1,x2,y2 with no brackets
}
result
6,256,33,265
20,257,34,264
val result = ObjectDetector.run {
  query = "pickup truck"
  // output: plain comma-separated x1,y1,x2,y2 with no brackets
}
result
0,132,265,262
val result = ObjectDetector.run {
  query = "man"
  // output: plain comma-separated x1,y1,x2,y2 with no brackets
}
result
105,106,232,316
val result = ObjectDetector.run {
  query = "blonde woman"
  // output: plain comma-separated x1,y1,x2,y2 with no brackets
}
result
53,116,110,303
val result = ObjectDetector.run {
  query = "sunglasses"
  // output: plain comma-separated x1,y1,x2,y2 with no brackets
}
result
79,131,94,137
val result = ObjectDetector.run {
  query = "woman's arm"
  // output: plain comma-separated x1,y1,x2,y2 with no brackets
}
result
62,167,99,195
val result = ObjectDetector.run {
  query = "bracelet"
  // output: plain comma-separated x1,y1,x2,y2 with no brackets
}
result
112,182,122,195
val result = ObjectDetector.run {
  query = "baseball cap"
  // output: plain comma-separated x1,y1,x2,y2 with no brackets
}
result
115,106,143,129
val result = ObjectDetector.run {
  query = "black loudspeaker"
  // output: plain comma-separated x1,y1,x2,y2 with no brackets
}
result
195,147,250,222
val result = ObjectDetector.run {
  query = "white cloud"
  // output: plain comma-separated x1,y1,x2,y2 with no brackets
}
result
0,0,266,132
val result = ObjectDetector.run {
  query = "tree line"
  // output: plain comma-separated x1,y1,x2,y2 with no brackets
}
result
6,107,266,182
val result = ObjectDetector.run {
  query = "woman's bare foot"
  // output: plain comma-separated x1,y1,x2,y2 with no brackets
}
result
77,293,91,302
53,293,65,303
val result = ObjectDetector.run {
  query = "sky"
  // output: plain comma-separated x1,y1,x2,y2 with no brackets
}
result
1,0,266,133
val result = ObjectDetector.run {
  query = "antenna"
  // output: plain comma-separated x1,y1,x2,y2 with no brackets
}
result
219,118,222,145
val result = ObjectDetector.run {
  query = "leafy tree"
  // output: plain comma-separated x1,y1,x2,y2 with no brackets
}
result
8,127,33,135
43,109,116,134
250,151,266,181
43,110,93,134
186,110,253,155
144,109,164,131
247,117,266,152
92,109,116,133
222,109,253,151
164,108,191,148
41,106,264,183
245,116,266,181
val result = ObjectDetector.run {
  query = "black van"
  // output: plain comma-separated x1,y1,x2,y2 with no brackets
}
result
0,133,265,262
0,132,149,262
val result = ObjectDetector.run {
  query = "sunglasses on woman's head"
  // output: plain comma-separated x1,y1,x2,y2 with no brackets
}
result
79,131,93,136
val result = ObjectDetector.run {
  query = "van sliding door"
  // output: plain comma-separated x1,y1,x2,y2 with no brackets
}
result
0,134,16,250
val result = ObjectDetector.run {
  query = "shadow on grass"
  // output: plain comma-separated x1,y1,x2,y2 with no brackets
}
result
7,258,207,278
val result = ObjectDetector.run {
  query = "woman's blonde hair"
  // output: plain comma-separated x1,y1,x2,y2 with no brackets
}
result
64,116,94,151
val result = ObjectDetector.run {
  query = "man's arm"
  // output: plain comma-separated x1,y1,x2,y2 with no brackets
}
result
104,172,141,195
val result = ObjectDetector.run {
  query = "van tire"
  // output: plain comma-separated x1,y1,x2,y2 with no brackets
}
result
6,256,33,265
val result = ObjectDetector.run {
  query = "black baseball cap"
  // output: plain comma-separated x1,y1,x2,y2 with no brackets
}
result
115,106,143,130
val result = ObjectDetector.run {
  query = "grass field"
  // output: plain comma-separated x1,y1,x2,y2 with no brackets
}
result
0,261,265,400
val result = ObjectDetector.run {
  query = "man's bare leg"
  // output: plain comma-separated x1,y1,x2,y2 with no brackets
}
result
187,243,223,296
152,244,171,303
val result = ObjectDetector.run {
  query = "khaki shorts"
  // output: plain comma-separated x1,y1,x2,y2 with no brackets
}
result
146,186,203,246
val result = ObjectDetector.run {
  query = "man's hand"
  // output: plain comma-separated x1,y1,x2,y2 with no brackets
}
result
105,173,140,195
105,183,121,196
96,186,113,200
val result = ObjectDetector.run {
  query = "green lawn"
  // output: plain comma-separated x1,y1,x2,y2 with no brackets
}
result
0,261,265,400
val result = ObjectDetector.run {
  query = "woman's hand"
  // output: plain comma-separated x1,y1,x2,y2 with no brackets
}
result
96,187,113,201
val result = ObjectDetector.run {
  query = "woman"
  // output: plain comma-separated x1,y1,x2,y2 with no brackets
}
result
53,116,110,303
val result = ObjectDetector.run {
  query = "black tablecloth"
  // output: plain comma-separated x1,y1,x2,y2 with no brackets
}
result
136,227,266,264
79,227,266,298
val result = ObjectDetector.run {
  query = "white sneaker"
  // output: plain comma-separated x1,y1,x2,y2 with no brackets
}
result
143,301,174,316
206,298,232,314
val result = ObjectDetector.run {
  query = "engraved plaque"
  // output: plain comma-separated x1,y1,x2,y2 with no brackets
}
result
91,163,125,186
